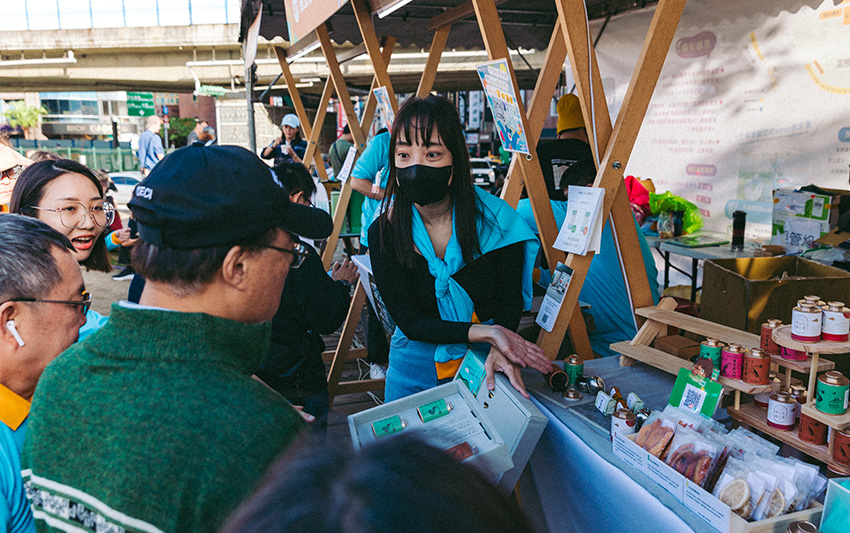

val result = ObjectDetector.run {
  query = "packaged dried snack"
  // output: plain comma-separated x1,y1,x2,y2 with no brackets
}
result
664,426,722,487
662,405,706,431
713,457,767,520
633,411,676,457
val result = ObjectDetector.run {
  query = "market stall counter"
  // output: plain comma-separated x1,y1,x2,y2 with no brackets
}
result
519,356,823,533
520,356,702,532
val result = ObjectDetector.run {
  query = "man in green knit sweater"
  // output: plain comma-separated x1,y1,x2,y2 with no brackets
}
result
21,145,334,532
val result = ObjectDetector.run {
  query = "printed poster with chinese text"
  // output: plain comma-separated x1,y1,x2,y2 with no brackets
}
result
476,59,529,154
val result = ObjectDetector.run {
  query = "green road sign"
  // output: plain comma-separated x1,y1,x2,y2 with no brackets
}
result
199,85,227,97
127,92,155,117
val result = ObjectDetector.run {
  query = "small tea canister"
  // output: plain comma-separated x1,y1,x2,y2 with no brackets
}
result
544,364,568,392
565,354,584,387
821,301,850,342
699,338,725,367
791,303,822,342
816,371,850,415
789,385,807,420
781,345,808,362
803,295,826,307
833,429,850,466
767,392,797,431
798,411,828,445
611,408,637,439
720,344,745,379
743,348,771,385
760,319,782,355
786,520,820,533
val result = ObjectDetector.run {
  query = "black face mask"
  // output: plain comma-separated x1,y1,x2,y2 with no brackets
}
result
396,164,452,206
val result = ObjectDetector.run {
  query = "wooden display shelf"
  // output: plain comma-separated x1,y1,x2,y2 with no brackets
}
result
635,307,761,350
771,325,850,415
612,342,778,395
728,403,850,476
771,325,850,354
769,354,834,373
800,402,850,432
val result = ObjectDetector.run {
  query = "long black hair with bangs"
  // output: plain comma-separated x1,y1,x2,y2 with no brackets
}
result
378,95,492,269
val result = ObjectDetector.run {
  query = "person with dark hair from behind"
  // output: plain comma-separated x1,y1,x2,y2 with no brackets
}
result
21,144,334,532
0,215,87,533
516,93,659,357
221,434,533,533
257,163,359,432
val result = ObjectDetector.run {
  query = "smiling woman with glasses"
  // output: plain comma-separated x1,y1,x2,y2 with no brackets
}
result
10,159,114,341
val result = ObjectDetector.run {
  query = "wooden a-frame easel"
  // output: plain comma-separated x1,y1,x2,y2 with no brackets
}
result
274,0,686,403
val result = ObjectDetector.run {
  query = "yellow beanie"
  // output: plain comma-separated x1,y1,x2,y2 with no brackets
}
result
557,94,585,134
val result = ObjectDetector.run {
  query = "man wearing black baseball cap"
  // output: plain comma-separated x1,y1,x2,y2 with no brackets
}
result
22,145,333,532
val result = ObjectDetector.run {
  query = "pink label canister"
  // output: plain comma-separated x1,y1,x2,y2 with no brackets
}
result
720,344,744,379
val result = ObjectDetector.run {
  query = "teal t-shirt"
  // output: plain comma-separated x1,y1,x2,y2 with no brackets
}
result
1,417,34,533
351,132,391,248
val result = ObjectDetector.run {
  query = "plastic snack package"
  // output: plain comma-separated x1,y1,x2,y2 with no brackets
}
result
753,456,799,520
633,411,676,457
663,426,723,487
728,427,780,457
662,404,708,431
713,457,767,520
700,430,731,494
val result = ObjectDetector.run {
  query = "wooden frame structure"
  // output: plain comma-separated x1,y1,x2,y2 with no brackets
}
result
274,0,689,403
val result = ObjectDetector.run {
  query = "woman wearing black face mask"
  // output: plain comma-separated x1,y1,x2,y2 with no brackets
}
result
369,96,551,402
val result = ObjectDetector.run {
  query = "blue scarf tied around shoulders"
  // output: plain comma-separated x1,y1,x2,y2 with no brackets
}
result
410,186,539,364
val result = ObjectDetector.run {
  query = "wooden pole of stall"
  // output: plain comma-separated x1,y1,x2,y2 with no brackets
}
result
273,44,329,180
536,0,686,357
417,26,451,98
470,0,562,275
499,23,566,208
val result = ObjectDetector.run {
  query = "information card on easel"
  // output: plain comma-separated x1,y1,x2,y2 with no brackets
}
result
536,262,574,332
554,186,605,255
335,146,358,184
373,86,395,126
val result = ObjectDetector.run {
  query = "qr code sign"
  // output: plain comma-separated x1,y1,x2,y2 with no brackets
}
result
679,383,706,413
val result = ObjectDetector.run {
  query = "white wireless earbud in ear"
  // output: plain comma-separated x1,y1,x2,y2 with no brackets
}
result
6,320,25,347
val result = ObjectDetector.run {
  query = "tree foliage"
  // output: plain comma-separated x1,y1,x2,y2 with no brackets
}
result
166,117,197,147
3,101,47,140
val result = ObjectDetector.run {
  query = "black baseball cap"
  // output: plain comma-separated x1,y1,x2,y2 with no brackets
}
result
129,144,333,249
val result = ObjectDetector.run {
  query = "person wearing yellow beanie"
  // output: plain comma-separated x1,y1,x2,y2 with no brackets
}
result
556,94,589,143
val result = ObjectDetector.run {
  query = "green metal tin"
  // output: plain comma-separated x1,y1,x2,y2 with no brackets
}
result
565,354,584,387
372,415,406,438
417,398,452,423
816,371,850,415
699,338,724,367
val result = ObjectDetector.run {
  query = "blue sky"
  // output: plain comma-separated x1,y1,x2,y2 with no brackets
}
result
2,0,240,31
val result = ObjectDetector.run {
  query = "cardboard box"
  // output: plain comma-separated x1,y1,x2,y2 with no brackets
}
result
349,349,547,493
700,257,850,334
653,334,701,360
613,432,823,533
772,188,850,250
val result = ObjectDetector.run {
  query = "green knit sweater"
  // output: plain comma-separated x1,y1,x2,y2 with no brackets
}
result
21,304,306,533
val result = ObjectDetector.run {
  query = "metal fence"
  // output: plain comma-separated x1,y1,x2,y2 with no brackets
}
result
15,146,138,173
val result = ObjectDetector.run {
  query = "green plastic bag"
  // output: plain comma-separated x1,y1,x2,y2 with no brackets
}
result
649,191,704,234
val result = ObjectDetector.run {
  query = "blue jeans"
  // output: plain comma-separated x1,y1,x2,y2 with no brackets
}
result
384,327,440,402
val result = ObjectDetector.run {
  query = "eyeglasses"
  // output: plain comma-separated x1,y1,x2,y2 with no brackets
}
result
262,242,309,269
1,165,23,180
29,201,116,229
5,291,92,316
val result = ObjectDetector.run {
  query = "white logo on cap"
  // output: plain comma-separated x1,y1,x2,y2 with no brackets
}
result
135,185,153,200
